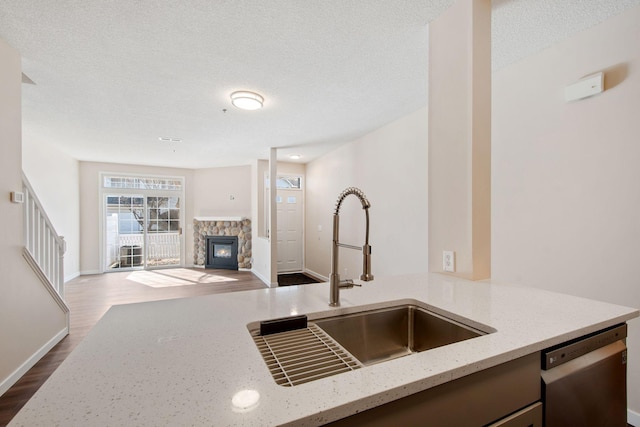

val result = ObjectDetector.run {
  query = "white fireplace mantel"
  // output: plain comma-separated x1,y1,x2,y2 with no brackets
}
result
194,216,246,222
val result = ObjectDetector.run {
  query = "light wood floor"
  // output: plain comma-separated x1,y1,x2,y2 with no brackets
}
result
0,268,267,426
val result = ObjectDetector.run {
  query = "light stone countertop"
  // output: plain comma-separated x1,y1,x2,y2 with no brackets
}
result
9,273,639,426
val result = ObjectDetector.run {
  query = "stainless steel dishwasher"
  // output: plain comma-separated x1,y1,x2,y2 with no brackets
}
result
541,323,628,427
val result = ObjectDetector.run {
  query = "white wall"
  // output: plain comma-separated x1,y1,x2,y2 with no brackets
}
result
251,159,271,284
305,107,428,281
0,38,68,396
193,165,251,218
277,162,306,177
492,5,640,415
22,135,80,281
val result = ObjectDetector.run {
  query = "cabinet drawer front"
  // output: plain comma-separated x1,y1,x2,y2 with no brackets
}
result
488,402,542,427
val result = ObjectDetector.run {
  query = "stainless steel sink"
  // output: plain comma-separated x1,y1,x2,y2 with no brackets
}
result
313,304,488,366
250,301,493,386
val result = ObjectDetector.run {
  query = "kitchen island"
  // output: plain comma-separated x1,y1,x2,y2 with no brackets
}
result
9,273,638,426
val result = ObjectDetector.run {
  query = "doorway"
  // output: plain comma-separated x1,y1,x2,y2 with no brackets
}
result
101,174,184,271
276,189,303,272
265,174,304,273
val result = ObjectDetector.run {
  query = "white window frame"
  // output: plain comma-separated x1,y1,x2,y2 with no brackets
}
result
99,172,186,272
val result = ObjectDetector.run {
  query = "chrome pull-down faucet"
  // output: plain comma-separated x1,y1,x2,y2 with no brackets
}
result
329,187,373,307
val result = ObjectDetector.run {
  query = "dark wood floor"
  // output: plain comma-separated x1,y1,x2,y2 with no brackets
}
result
0,268,267,426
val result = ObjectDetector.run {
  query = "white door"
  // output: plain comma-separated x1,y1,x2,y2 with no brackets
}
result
276,189,303,272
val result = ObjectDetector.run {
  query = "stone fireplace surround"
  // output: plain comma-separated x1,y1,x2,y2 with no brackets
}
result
193,217,251,269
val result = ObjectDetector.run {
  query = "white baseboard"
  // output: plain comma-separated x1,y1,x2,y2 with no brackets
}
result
80,269,101,276
629,408,640,426
251,268,274,287
0,327,68,397
64,271,80,282
303,268,329,282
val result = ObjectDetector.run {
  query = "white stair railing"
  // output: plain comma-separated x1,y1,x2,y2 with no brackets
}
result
22,174,66,299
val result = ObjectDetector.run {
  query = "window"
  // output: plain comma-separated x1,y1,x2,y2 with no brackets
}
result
103,176,182,191
106,196,144,235
277,176,301,189
264,175,302,189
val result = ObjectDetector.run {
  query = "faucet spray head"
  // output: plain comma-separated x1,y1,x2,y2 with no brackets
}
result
360,244,374,281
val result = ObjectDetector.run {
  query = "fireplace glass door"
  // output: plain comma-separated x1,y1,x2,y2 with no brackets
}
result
206,236,239,269
214,243,233,258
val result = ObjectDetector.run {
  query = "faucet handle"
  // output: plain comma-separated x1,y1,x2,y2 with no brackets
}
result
339,279,360,289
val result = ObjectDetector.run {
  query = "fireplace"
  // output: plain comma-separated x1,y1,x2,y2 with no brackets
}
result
206,236,239,270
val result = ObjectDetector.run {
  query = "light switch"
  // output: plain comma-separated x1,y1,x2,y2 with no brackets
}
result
10,191,24,203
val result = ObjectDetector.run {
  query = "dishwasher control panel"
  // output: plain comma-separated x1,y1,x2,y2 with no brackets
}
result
542,323,626,369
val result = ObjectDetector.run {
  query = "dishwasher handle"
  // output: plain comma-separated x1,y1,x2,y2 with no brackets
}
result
541,339,626,384
542,323,626,370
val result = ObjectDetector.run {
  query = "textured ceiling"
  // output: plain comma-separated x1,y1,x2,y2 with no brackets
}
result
0,0,638,169
492,0,640,69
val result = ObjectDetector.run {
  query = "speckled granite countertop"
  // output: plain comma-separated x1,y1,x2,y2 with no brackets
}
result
9,273,638,426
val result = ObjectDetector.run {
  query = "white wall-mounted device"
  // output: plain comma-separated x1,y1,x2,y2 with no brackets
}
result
564,72,604,102
10,191,24,203
443,250,455,273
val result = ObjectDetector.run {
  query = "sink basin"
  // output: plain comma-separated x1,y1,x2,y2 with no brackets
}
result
249,300,493,386
313,304,488,366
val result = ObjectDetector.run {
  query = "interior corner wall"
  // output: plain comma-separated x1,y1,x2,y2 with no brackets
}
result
0,38,68,396
305,107,428,280
78,161,195,274
22,136,80,281
491,5,640,414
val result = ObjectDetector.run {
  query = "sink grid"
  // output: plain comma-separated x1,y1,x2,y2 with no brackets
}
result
251,324,362,386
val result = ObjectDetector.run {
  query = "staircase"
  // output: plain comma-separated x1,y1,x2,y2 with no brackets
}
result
0,174,70,398
21,173,68,307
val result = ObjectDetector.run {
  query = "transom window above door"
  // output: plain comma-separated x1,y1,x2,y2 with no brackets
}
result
103,175,182,191
265,175,302,190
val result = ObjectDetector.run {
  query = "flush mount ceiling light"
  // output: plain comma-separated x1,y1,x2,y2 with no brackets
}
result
230,91,264,110
288,154,302,160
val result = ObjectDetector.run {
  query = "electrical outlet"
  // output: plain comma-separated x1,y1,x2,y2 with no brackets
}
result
443,250,455,272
